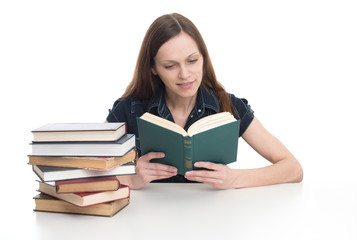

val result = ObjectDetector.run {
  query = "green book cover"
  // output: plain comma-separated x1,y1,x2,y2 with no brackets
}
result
137,112,240,175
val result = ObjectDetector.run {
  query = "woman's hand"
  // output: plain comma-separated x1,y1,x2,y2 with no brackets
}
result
131,152,177,189
184,162,238,190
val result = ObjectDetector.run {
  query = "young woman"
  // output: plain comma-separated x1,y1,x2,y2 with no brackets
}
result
106,13,303,189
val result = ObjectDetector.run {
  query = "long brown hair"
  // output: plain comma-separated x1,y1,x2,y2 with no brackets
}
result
122,13,236,115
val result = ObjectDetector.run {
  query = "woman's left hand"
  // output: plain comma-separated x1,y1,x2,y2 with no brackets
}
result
184,162,238,189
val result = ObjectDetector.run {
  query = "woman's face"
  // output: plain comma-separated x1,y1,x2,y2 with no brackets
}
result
152,32,203,101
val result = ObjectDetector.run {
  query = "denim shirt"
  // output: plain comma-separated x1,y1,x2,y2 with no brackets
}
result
106,87,254,182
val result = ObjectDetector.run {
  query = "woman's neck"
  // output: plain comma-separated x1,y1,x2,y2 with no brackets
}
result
165,92,197,128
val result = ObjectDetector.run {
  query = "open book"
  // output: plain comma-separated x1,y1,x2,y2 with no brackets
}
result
137,112,240,175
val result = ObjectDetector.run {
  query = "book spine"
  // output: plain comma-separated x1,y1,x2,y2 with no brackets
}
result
183,136,193,172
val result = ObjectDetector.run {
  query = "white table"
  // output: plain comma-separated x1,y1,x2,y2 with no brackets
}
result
2,182,356,240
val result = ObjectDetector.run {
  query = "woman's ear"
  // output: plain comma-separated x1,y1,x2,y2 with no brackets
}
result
151,67,157,75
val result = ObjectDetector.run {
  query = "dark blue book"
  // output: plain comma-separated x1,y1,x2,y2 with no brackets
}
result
31,134,135,157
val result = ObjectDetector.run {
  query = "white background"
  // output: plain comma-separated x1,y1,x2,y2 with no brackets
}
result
0,0,356,238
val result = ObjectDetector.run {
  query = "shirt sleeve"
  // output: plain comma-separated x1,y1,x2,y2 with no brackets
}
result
106,97,144,138
106,98,142,154
229,94,254,137
106,98,131,125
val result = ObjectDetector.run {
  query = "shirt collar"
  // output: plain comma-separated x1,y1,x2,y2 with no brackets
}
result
147,87,171,119
147,86,220,119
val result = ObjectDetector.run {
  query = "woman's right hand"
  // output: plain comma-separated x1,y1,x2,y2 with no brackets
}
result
130,152,177,189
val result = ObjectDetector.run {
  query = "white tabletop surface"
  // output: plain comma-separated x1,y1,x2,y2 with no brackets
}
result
2,182,356,240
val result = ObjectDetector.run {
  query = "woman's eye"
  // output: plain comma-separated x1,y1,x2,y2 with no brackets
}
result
164,65,175,69
188,59,198,64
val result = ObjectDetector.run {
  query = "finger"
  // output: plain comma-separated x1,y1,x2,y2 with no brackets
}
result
138,152,165,162
137,168,177,183
138,152,177,172
185,173,223,186
137,160,177,173
144,169,177,178
194,161,224,171
152,163,177,173
144,173,177,183
139,164,177,175
185,169,220,180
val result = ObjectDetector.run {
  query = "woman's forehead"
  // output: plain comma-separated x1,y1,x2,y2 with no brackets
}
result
155,32,200,61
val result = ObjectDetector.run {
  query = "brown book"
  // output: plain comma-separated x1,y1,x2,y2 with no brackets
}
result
38,181,130,207
28,149,137,170
56,176,121,193
34,193,129,217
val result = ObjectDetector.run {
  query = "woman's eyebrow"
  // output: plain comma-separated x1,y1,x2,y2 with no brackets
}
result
188,51,200,57
159,51,200,63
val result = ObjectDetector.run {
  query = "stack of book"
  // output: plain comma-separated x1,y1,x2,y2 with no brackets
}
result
28,122,137,217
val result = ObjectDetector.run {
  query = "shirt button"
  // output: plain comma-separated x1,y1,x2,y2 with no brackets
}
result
198,109,202,113
190,115,193,118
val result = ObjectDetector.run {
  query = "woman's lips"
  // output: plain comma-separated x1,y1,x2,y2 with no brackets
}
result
177,81,194,89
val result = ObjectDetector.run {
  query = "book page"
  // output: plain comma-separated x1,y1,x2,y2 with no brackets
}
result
187,112,236,136
140,113,187,136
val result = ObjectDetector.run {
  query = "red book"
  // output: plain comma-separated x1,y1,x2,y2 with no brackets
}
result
55,176,121,193
37,181,130,207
